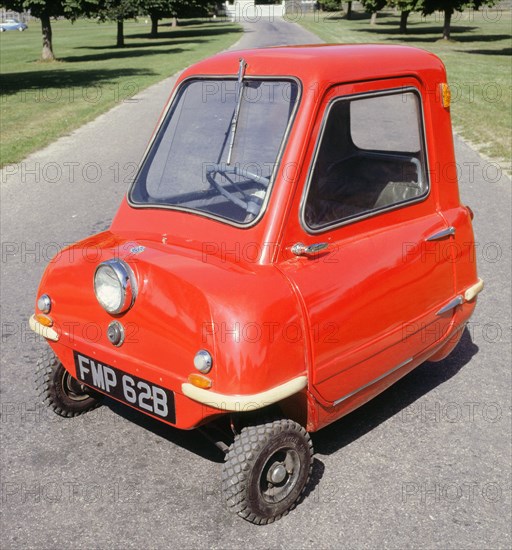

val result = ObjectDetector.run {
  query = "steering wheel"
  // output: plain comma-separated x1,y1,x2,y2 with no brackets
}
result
205,164,269,215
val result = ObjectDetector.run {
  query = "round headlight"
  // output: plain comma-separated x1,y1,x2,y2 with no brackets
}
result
37,294,52,313
93,259,136,315
194,350,213,374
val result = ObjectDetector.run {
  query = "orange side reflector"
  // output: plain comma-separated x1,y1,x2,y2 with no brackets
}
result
188,373,212,389
35,314,53,327
440,83,451,108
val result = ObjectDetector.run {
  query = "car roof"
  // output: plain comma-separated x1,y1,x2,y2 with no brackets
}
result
179,44,446,85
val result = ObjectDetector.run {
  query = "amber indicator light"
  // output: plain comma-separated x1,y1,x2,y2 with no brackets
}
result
440,83,451,108
188,373,213,389
35,314,54,327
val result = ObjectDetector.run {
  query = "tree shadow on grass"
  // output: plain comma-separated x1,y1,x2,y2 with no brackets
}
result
72,37,207,51
130,24,241,41
459,47,512,55
160,18,209,27
325,11,372,21
0,67,156,97
451,33,511,43
60,46,186,63
356,25,509,44
355,24,478,37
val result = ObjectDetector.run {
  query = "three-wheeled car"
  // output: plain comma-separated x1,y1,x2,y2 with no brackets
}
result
31,45,483,524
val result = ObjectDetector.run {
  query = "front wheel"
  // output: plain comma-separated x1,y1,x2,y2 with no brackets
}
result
222,419,313,524
36,347,102,417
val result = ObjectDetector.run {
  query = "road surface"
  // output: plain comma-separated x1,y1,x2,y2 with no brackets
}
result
1,17,510,550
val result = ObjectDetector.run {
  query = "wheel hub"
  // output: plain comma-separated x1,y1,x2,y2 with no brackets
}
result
62,372,90,402
268,463,288,484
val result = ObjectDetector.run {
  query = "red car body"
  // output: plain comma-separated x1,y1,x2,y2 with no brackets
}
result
31,46,482,520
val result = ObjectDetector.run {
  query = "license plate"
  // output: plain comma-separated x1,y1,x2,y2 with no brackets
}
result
74,351,175,423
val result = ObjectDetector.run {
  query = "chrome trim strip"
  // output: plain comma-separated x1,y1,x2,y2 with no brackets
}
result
333,358,413,406
426,226,456,241
436,295,464,316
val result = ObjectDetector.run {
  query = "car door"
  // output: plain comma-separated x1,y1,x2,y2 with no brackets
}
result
278,80,457,405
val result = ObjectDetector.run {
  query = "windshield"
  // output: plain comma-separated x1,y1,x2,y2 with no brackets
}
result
130,77,299,224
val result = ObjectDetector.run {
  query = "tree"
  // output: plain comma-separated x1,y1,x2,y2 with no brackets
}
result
142,0,210,37
422,0,496,40
92,0,142,47
360,0,386,24
0,0,84,60
144,0,173,37
389,0,422,33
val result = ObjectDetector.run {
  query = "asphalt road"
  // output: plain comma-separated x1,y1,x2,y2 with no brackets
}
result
1,18,510,550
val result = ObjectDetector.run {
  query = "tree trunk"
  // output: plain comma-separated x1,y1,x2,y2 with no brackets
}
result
399,10,410,33
443,8,452,40
171,17,178,27
40,13,55,61
150,14,159,37
370,11,377,25
116,18,124,48
346,1,352,19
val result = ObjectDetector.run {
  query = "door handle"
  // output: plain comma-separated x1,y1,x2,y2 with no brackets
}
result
291,242,329,257
426,226,455,241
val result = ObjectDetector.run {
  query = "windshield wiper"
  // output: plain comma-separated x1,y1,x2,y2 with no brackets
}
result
226,58,247,165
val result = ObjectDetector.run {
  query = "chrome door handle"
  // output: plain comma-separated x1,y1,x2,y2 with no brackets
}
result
291,242,329,257
426,226,455,241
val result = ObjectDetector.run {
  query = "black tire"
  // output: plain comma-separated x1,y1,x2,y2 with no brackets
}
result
36,347,102,417
222,419,313,524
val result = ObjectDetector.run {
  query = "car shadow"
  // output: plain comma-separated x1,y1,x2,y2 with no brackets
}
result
101,328,478,466
311,328,478,455
103,398,227,462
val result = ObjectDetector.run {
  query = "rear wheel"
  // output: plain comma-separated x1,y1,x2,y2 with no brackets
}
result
222,419,313,524
36,347,102,417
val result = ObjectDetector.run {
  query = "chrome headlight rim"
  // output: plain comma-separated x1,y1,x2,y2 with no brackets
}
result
93,258,137,315
37,294,52,313
194,349,213,374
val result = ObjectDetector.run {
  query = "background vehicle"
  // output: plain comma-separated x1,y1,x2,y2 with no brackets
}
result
0,19,27,31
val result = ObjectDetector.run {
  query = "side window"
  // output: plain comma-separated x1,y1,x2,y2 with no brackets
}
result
303,90,428,231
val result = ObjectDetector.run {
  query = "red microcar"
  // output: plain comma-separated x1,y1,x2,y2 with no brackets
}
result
31,45,483,524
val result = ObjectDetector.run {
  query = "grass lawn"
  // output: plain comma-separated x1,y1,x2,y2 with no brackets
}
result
297,8,511,171
0,18,242,166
